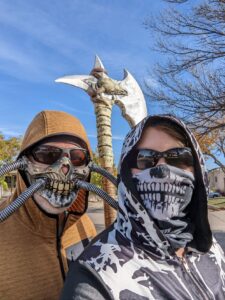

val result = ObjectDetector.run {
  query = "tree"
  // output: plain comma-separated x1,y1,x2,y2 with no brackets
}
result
0,133,21,196
90,150,103,189
144,0,225,169
195,130,225,172
0,133,21,164
90,149,117,192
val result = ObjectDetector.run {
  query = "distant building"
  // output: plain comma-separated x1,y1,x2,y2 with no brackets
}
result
5,170,17,191
0,170,16,199
208,168,225,195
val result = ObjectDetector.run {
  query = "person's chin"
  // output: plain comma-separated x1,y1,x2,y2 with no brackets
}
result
33,193,71,215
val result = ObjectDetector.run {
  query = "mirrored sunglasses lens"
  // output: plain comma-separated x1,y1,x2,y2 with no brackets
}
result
137,159,156,169
137,150,158,169
33,146,62,164
166,149,193,167
70,149,87,166
166,149,179,157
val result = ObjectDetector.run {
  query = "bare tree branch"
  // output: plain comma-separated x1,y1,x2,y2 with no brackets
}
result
145,0,225,170
205,152,225,173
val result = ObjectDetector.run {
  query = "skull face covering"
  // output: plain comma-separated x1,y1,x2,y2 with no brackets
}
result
132,164,195,249
24,154,89,209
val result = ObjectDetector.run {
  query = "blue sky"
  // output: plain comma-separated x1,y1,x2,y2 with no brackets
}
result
0,0,223,169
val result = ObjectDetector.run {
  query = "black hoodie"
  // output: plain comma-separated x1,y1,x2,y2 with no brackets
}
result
61,115,225,300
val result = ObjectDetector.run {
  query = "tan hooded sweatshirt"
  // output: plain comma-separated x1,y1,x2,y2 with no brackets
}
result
0,111,97,300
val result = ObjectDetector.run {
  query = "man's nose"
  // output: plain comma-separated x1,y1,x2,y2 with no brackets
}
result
156,157,166,166
61,164,70,175
61,154,70,175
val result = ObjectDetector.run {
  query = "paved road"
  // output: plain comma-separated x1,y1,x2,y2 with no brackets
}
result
87,201,105,233
209,210,225,251
213,231,225,251
88,201,225,252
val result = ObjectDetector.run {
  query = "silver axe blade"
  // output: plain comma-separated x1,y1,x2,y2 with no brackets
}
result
55,56,147,127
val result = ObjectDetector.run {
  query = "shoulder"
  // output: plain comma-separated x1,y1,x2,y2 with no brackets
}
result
60,260,113,300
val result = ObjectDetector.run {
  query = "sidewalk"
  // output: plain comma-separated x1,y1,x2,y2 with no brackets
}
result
208,209,225,251
0,190,12,201
87,200,105,233
208,210,225,231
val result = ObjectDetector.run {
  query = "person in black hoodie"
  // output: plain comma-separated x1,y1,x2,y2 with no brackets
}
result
61,115,225,300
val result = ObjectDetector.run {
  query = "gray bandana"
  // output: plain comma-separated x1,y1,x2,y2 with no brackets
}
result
132,164,195,249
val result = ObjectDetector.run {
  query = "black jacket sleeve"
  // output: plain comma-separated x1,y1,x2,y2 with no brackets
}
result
60,260,114,300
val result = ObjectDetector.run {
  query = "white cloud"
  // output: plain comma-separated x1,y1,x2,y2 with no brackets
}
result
0,40,53,82
143,75,159,89
88,133,124,141
88,133,97,138
51,101,93,116
0,2,92,81
112,135,125,141
0,127,23,137
0,4,150,88
0,2,89,58
0,1,151,83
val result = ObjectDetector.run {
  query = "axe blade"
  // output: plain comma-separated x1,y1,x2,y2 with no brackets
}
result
55,56,148,128
114,69,147,127
55,75,95,91
94,55,105,69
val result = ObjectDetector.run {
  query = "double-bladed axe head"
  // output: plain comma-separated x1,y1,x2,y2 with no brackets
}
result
55,55,147,127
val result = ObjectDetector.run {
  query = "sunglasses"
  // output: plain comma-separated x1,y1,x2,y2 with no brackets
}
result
128,147,194,170
30,145,89,166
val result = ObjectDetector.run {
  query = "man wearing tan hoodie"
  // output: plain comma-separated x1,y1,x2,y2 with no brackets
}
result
0,110,97,300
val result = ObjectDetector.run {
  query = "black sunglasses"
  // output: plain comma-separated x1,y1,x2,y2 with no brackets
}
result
128,147,194,170
30,145,90,167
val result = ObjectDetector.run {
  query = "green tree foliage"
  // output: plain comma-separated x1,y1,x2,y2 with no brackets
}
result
90,150,103,189
0,133,21,164
90,150,117,189
0,133,21,193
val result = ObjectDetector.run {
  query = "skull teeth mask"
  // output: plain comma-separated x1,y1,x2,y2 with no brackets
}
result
45,180,74,196
132,164,195,220
132,164,195,249
23,155,90,208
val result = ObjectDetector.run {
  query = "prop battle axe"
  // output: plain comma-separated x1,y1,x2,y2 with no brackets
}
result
55,56,147,127
55,56,147,226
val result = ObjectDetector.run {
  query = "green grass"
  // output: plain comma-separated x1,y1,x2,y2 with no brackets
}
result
208,197,225,208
